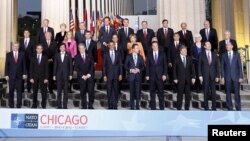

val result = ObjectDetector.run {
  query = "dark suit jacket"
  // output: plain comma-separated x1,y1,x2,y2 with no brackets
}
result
98,26,116,52
114,43,124,62
219,39,238,55
5,51,27,80
55,31,67,45
42,40,57,60
146,51,167,80
157,27,174,48
124,54,145,82
82,40,98,63
136,28,155,53
221,51,243,81
29,55,49,80
19,38,35,69
75,30,88,44
168,41,183,64
102,51,123,81
74,54,94,80
173,55,195,83
198,51,220,80
53,52,73,80
36,27,54,43
200,28,218,51
118,27,134,51
177,30,194,48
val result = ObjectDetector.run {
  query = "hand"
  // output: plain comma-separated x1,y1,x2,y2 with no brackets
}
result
239,78,243,83
146,76,149,81
69,76,72,80
119,75,122,81
162,75,167,81
82,75,87,80
22,75,27,80
168,63,172,68
174,79,178,84
221,78,224,85
5,76,9,81
192,79,196,85
103,42,107,46
103,76,107,82
30,79,34,83
53,76,56,81
215,77,219,83
135,68,140,73
48,59,53,62
199,76,203,82
44,79,48,83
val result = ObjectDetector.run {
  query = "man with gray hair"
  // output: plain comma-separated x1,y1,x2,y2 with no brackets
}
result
219,30,238,55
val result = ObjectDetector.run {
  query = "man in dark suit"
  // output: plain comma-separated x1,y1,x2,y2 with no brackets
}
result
75,43,95,109
173,45,195,110
98,17,116,53
29,44,48,109
5,42,27,108
157,19,174,57
221,42,243,111
42,32,57,94
136,21,155,55
146,41,167,110
53,43,73,109
219,30,238,56
19,29,35,93
200,20,218,52
168,33,183,93
198,41,220,110
83,31,98,64
75,22,88,45
124,44,145,110
177,22,194,54
118,18,134,56
103,41,123,109
37,19,54,43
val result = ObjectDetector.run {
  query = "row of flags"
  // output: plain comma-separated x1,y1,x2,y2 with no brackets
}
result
69,9,123,36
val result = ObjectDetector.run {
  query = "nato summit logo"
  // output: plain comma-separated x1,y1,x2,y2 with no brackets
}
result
11,114,38,129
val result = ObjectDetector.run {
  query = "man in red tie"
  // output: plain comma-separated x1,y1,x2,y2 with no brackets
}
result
198,41,220,110
74,43,95,109
177,22,194,55
5,42,27,108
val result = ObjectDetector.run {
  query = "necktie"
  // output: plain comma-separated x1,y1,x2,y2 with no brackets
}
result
143,30,147,39
183,30,186,38
14,52,18,63
229,52,232,64
164,28,168,38
207,52,211,65
111,51,115,64
86,40,90,50
38,55,41,64
125,28,128,37
154,52,158,64
82,55,85,64
175,41,178,48
106,27,109,33
206,29,209,40
134,54,137,66
47,40,50,46
183,56,186,68
24,39,28,48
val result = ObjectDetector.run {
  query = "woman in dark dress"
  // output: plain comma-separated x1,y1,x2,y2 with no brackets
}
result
55,23,67,47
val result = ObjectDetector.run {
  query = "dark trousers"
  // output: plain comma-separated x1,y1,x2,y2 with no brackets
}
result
56,78,68,108
32,78,47,108
48,62,54,93
8,79,23,108
203,79,216,110
225,79,241,111
79,79,94,109
194,63,201,91
107,79,119,109
129,80,141,109
22,61,31,92
177,81,191,110
149,79,164,110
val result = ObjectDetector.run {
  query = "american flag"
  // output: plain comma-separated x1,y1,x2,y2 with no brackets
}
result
69,10,74,32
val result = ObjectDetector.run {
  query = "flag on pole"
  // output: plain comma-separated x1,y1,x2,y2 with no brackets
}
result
75,9,79,31
69,9,75,32
90,11,95,36
83,9,87,22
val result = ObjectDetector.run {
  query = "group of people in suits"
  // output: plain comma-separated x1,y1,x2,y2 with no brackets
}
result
4,17,243,111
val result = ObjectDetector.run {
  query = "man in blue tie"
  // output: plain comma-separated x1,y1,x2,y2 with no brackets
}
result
103,41,122,109
124,44,145,110
221,42,243,111
146,41,168,110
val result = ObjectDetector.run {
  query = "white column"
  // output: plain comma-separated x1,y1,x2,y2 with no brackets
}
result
105,0,109,16
78,0,84,22
86,0,91,30
108,0,112,15
157,0,205,34
97,0,101,12
42,0,70,33
101,0,105,15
